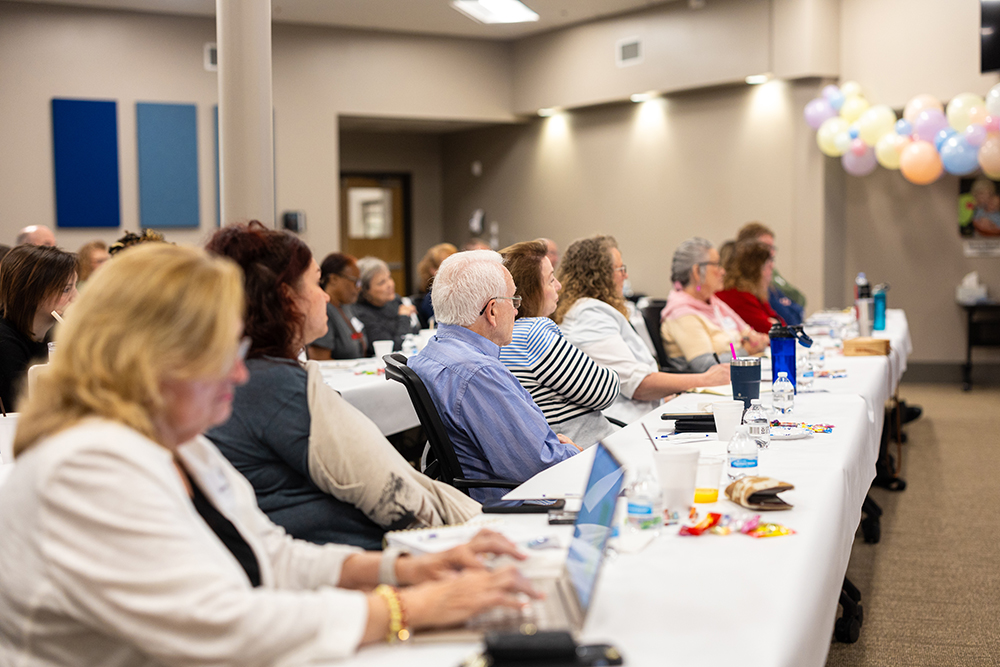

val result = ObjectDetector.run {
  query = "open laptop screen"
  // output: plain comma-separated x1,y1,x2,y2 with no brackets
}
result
565,443,624,611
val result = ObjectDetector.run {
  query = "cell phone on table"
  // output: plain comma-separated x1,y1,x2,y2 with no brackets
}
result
481,499,565,514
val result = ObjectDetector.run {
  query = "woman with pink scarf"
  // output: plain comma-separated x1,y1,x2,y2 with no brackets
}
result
660,238,769,372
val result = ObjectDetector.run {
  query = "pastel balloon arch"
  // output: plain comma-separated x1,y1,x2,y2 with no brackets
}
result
804,81,1000,184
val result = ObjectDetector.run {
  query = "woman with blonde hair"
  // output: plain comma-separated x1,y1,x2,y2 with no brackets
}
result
0,243,536,665
414,242,457,327
555,235,730,423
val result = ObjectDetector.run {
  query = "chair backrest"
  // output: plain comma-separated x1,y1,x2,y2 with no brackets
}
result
640,302,670,369
382,353,467,489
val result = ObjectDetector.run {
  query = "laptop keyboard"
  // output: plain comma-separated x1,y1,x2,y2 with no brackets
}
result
466,578,565,632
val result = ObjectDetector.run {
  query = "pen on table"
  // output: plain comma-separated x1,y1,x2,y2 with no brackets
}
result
713,352,721,364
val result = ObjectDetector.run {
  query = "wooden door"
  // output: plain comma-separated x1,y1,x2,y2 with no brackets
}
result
340,174,410,294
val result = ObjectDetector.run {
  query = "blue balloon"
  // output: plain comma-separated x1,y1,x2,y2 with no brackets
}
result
940,136,980,175
849,127,860,140
895,119,913,136
828,90,845,112
934,127,957,152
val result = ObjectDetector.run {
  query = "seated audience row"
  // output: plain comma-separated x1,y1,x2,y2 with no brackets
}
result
0,242,535,663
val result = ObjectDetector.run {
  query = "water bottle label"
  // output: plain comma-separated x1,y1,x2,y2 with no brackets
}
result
729,457,758,469
627,503,653,515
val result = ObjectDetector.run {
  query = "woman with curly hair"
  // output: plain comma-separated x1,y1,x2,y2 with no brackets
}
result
555,235,730,423
715,241,785,334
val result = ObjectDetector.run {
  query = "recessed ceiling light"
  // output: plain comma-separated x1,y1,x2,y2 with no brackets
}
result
537,107,559,117
451,0,540,24
630,91,659,103
745,73,772,85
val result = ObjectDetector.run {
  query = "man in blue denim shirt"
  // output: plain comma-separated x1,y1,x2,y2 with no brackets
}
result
409,250,579,502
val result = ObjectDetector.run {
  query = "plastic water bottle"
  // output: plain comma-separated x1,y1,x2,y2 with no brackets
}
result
401,333,418,355
726,425,759,480
772,371,795,414
798,355,815,392
625,466,663,532
743,399,771,450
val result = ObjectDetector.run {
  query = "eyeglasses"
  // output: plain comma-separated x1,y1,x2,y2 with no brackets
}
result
698,261,721,268
223,336,252,375
479,295,522,316
613,264,628,275
338,274,362,288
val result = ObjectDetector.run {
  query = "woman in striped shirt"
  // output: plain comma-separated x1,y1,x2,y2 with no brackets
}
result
498,240,621,447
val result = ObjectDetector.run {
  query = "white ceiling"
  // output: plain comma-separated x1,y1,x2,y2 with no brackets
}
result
18,0,678,40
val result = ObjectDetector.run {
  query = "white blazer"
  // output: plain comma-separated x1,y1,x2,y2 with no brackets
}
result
0,419,368,667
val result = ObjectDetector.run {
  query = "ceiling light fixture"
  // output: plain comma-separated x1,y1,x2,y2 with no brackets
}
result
630,91,659,103
451,0,540,24
745,73,772,85
537,107,559,117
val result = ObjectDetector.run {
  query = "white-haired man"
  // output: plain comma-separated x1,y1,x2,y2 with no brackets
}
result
15,225,56,247
409,250,578,502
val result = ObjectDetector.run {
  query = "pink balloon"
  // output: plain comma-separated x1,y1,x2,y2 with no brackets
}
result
913,109,949,143
842,146,877,176
986,115,1000,133
804,97,837,130
965,124,988,148
850,138,868,156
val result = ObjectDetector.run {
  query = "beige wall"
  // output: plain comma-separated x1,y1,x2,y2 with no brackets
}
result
443,79,828,310
338,130,445,288
0,2,514,254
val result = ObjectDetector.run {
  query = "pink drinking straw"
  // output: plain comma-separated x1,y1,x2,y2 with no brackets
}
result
730,343,737,360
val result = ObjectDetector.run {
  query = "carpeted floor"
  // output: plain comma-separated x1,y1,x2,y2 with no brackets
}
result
825,383,1000,666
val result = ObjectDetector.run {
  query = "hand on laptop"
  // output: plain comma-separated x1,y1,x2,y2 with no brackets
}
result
396,529,526,584
398,566,541,632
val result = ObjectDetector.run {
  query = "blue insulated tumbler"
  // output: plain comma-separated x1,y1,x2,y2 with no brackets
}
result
769,324,797,393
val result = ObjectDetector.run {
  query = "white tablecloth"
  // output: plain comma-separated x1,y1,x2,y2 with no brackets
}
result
322,311,911,667
315,360,420,436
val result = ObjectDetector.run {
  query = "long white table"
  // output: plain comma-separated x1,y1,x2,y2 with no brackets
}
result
315,359,420,436
327,312,911,667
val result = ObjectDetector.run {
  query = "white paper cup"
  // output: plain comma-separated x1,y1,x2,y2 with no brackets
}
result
372,340,394,367
712,400,745,441
0,413,19,465
652,445,700,524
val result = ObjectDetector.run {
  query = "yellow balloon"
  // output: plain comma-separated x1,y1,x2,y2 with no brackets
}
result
840,81,863,98
903,94,943,124
817,117,850,157
875,133,907,170
840,95,870,124
979,135,1000,179
858,105,897,146
947,93,987,132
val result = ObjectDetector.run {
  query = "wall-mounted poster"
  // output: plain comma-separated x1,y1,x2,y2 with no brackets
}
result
959,177,1000,257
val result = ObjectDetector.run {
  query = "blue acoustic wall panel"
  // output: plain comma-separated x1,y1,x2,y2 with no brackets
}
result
136,102,199,229
51,99,121,228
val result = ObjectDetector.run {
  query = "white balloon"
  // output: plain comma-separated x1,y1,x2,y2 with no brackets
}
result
987,83,1000,118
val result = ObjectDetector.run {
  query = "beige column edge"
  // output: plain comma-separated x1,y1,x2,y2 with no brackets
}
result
217,0,274,227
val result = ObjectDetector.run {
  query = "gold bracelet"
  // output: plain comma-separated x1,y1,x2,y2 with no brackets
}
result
374,584,410,643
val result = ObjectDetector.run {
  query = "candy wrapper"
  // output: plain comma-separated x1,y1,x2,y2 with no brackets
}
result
678,513,720,536
771,420,834,434
744,522,796,538
677,512,794,538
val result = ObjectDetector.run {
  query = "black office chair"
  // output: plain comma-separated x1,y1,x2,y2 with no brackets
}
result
383,353,520,496
640,301,670,370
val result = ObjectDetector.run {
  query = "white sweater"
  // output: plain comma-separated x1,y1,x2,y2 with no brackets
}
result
0,419,368,667
559,298,662,424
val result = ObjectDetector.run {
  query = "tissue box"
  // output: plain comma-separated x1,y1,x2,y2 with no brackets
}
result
844,337,891,356
956,285,988,304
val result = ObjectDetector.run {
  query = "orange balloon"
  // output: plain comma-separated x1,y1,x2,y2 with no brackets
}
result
899,140,943,185
979,135,1000,179
970,105,990,127
903,94,944,124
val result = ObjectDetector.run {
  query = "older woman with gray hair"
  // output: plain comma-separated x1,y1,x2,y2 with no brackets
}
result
353,256,420,356
660,237,769,372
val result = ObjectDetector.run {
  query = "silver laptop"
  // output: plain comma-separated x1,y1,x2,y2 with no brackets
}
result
419,442,625,640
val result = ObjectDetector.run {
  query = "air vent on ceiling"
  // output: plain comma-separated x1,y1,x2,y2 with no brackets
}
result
616,37,643,68
204,43,217,72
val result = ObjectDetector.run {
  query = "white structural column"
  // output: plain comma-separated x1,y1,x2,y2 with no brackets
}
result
216,0,274,225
